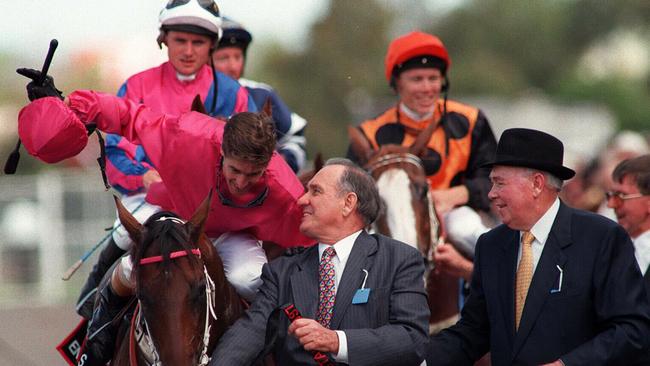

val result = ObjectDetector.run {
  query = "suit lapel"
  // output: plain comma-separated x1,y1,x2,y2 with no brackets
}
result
512,203,572,357
498,229,520,346
330,232,377,329
290,246,320,319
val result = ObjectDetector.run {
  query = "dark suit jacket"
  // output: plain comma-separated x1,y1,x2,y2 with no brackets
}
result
633,265,650,366
209,231,430,365
428,203,650,365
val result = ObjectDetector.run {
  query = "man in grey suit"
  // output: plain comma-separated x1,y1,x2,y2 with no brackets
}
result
208,158,430,365
427,128,650,365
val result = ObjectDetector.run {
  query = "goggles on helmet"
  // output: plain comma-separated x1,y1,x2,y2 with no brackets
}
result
159,0,223,39
165,0,220,17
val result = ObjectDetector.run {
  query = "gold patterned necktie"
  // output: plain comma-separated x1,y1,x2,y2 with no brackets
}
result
515,231,535,331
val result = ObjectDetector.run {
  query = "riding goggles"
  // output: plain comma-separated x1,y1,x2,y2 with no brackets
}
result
165,0,220,17
216,166,269,208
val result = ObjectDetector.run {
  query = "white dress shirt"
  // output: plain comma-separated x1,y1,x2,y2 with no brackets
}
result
517,198,560,273
318,230,362,363
633,230,650,276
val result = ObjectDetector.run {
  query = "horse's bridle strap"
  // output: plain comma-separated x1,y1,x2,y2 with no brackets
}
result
139,249,201,265
366,153,425,174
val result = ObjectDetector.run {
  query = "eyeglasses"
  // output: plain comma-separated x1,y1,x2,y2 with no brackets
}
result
166,0,220,17
605,191,647,203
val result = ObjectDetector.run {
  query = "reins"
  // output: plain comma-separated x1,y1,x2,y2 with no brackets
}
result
132,245,218,366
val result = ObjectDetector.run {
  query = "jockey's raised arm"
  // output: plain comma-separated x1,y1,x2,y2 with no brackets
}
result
18,88,315,366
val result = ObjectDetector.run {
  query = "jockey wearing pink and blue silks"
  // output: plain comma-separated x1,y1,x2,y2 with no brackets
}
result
73,0,262,326
105,46,256,196
213,17,307,173
66,90,311,248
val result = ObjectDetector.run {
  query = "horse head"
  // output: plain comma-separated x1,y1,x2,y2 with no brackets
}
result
347,125,440,261
114,191,241,365
349,122,462,332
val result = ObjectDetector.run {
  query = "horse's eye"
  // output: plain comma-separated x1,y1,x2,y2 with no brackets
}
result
411,182,428,200
137,290,155,308
190,279,207,303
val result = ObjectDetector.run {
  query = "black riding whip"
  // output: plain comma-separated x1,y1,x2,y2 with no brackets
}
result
4,39,58,174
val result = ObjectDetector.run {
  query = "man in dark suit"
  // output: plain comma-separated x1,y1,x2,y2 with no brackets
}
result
609,154,650,283
427,128,650,365
209,158,430,365
608,154,650,365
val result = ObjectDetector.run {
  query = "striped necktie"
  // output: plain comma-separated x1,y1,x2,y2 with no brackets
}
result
515,231,535,330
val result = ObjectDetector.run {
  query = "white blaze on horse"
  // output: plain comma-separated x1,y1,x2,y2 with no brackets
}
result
348,123,464,334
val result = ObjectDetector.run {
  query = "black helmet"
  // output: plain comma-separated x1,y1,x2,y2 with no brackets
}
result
217,17,253,54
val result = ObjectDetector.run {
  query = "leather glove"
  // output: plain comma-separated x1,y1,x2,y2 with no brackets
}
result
16,67,64,101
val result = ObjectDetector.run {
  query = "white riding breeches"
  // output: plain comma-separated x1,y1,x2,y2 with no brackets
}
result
444,206,489,259
116,227,267,302
112,193,162,250
211,232,267,302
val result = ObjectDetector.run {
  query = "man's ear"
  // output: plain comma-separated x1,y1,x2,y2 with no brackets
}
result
342,192,358,217
532,172,545,197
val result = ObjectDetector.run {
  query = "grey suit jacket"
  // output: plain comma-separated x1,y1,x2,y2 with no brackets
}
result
428,202,650,365
209,231,430,365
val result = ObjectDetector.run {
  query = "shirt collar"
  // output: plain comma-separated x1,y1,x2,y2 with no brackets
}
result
176,71,197,82
399,103,434,121
318,230,363,265
526,198,560,245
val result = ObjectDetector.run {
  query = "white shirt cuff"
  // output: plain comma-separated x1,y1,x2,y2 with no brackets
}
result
333,330,348,363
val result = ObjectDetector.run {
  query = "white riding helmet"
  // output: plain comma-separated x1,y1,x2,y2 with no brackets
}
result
157,0,224,47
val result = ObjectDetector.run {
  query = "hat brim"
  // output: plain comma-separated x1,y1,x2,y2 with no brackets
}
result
481,159,576,180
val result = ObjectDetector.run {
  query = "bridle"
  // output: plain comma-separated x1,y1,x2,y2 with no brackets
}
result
365,152,441,262
366,152,426,176
131,218,218,366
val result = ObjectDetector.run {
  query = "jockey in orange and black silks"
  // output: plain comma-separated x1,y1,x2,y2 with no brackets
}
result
347,31,497,214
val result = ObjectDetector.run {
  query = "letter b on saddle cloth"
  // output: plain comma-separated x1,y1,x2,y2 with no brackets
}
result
56,318,88,365
56,300,134,364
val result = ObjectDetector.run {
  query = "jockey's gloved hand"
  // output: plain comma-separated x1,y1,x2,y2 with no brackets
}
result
16,68,64,101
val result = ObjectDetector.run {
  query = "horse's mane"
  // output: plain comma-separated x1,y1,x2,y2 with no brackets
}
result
131,211,200,271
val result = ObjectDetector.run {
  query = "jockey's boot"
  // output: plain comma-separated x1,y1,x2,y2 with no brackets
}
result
76,238,126,319
77,281,130,366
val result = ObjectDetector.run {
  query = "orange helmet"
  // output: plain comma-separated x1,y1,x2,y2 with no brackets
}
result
384,31,451,83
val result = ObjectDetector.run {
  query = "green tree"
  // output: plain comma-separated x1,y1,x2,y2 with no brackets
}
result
256,0,395,159
430,0,650,130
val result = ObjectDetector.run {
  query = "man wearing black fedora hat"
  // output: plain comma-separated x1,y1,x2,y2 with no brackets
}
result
427,128,650,365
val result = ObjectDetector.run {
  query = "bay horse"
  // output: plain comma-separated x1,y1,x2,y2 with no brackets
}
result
109,192,245,365
348,122,461,335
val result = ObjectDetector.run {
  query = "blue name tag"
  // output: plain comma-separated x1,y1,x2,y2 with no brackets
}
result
352,288,370,304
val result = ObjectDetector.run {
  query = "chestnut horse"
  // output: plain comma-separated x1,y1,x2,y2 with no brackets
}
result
109,192,245,365
348,123,460,335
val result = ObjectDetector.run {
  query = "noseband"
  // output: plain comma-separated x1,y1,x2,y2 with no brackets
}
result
133,225,218,366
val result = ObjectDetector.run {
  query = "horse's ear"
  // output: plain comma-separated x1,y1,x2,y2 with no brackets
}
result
114,195,143,244
261,97,272,119
191,94,208,115
314,152,324,173
186,189,212,243
409,119,437,157
348,126,373,166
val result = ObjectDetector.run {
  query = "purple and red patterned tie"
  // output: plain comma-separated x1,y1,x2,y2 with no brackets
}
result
316,246,337,328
